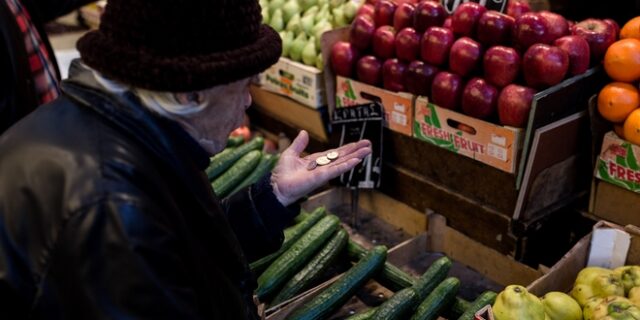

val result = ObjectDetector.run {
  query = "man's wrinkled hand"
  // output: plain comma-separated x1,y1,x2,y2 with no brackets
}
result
270,130,372,206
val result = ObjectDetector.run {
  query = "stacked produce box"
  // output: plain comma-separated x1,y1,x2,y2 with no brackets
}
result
590,16,640,226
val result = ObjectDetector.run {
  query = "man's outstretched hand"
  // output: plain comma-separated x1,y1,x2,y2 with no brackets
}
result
270,130,372,206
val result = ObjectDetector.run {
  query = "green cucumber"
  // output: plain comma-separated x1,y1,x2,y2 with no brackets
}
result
287,246,388,320
371,287,419,320
457,291,497,320
256,215,341,300
271,228,349,305
227,135,245,147
346,308,378,320
347,239,416,291
442,297,471,319
228,153,278,196
413,256,452,300
294,210,312,224
250,207,326,273
211,150,262,198
410,277,460,320
207,136,264,180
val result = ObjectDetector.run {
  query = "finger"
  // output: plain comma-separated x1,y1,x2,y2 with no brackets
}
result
327,147,371,167
284,130,309,156
315,158,364,182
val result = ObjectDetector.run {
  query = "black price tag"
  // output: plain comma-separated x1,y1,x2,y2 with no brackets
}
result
442,0,508,14
332,102,384,189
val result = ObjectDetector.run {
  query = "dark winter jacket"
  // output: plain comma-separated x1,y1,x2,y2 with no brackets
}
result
0,61,298,319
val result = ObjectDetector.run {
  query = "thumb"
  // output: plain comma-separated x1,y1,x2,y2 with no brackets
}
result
285,130,309,156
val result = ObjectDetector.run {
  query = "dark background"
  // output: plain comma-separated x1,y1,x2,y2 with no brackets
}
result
552,0,640,25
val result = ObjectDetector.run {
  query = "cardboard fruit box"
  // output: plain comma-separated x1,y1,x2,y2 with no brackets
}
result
267,188,544,320
527,221,640,296
414,97,523,173
259,57,326,109
589,131,640,227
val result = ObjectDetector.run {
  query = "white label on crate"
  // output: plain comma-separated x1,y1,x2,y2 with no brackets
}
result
392,111,408,126
491,134,507,147
487,143,508,162
588,228,630,269
393,103,406,113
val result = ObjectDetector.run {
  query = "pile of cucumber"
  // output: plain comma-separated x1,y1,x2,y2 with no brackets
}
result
205,136,278,199
251,206,498,320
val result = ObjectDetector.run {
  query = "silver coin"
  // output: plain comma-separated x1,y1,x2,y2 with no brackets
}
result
307,160,317,171
326,151,339,160
316,156,331,166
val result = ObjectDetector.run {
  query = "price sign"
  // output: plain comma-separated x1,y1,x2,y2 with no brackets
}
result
474,305,495,320
332,102,384,189
442,0,508,14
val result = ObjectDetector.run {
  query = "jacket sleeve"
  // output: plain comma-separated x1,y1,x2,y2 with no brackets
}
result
39,196,209,319
222,174,300,262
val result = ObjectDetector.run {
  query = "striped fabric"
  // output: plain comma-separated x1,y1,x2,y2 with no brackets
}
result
6,0,59,104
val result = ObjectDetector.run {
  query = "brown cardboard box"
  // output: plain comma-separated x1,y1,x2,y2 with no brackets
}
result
267,188,543,319
259,57,326,109
527,221,640,296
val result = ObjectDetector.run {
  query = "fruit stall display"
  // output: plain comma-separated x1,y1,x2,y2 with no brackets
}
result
206,131,279,199
330,0,617,128
260,0,364,68
597,16,640,147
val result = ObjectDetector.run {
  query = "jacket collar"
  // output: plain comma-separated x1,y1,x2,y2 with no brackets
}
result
60,60,211,172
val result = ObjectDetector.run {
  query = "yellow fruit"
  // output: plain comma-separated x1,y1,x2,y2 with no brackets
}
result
629,287,640,306
571,267,625,307
541,291,582,320
614,266,640,295
493,285,546,320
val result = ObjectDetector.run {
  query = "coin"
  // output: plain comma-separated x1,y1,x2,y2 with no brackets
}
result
307,160,317,171
315,156,331,166
326,151,339,160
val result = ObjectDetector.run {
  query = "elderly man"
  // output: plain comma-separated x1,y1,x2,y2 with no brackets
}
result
0,0,371,318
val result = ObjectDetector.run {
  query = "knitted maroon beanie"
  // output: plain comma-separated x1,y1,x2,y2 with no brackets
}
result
76,0,282,92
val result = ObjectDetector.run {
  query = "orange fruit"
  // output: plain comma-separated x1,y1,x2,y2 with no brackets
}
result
624,108,640,145
614,123,626,139
598,82,640,122
604,39,640,82
621,16,640,39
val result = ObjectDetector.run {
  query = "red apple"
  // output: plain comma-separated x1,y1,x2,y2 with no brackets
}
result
357,4,376,21
462,78,499,120
483,46,521,88
477,11,515,47
404,60,438,96
514,12,553,51
375,0,397,27
413,1,447,33
498,84,536,127
539,11,569,41
451,2,487,37
357,55,383,86
554,35,590,76
394,3,416,31
420,26,454,66
331,41,360,77
431,71,464,110
506,0,531,20
523,43,569,89
351,15,377,51
395,27,421,61
603,19,620,39
442,16,453,29
373,26,397,59
383,58,408,92
571,19,616,62
449,37,483,77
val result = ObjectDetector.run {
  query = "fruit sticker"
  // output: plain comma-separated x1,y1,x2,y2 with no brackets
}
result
596,131,640,193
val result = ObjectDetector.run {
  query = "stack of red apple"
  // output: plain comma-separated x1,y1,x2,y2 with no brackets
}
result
330,0,618,127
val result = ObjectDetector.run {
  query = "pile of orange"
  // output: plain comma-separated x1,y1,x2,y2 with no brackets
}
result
599,16,640,145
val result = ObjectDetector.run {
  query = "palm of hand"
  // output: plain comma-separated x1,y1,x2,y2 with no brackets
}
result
270,131,371,206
